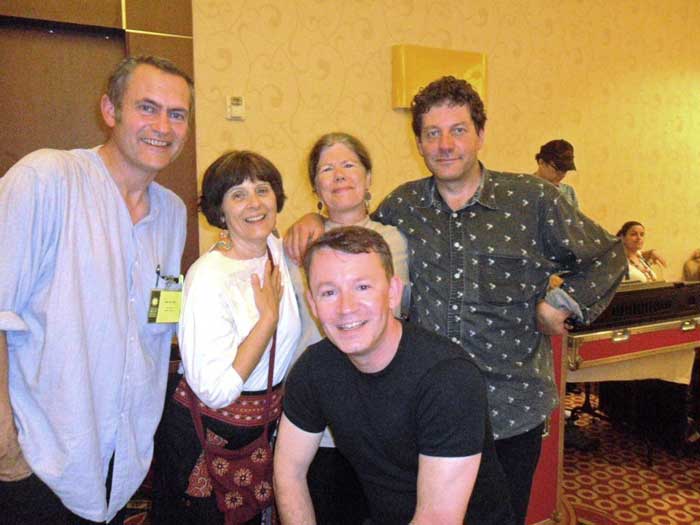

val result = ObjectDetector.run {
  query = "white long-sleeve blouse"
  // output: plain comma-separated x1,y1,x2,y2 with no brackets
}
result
177,235,300,409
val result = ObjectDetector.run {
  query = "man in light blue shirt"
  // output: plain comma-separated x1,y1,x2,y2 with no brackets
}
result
0,56,192,524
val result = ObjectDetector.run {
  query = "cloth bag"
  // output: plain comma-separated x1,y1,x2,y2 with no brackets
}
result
187,247,280,524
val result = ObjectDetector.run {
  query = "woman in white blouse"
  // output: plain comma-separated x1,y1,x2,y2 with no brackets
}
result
617,221,666,283
286,132,409,524
152,151,300,525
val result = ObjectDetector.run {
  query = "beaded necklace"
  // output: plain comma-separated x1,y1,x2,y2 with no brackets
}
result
628,254,656,282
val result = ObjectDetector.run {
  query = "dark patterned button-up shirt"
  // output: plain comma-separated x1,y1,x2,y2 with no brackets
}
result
374,166,626,439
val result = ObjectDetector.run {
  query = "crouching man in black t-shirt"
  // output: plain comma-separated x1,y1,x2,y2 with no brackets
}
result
273,226,514,525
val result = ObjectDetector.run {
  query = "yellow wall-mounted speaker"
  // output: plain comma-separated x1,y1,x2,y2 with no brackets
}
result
391,44,487,109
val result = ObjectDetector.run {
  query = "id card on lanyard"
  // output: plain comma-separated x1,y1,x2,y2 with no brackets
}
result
148,264,184,323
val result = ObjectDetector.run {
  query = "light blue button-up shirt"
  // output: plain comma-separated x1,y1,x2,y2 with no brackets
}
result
0,147,186,521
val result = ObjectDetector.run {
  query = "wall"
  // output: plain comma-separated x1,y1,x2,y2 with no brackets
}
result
1,0,199,271
193,0,700,280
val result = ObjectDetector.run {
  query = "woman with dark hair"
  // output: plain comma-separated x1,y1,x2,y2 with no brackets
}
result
617,221,666,283
286,132,409,524
152,150,300,524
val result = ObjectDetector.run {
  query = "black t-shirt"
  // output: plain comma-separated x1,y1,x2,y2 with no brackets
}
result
283,321,514,524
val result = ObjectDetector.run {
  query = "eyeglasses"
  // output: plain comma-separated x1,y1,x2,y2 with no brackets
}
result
549,162,568,174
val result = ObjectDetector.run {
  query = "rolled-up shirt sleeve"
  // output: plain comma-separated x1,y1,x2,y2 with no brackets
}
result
0,160,62,333
177,261,245,409
540,192,626,323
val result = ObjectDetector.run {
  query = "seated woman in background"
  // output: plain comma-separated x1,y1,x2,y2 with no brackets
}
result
152,151,301,525
287,132,409,524
616,221,667,282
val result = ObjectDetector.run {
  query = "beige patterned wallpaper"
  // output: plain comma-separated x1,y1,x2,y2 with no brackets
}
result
193,0,700,281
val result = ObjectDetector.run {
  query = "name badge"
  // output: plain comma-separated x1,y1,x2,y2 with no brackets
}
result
148,289,182,323
148,266,183,323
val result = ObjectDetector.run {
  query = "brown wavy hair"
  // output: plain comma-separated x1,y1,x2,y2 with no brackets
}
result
411,76,487,137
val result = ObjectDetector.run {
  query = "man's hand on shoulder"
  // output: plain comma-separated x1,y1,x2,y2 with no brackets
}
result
283,213,325,265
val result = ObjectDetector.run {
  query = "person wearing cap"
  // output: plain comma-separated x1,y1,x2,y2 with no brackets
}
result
535,139,579,209
535,140,580,291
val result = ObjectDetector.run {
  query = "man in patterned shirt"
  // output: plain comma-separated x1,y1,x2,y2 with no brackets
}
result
285,76,625,524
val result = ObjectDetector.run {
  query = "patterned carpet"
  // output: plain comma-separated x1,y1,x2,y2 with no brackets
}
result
124,392,700,524
563,392,700,525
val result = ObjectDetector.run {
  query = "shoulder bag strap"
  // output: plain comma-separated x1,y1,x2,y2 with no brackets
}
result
189,246,279,448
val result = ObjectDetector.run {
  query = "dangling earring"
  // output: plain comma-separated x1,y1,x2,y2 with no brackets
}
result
364,190,372,213
317,200,323,212
216,229,232,251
